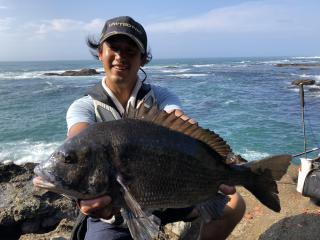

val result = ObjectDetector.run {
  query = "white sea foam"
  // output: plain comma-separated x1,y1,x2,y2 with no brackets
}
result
192,64,216,68
238,60,252,64
224,100,236,105
238,149,270,161
260,59,291,65
96,67,105,73
0,68,103,80
0,71,48,80
0,140,61,165
168,73,208,78
292,56,320,59
294,74,320,82
160,68,191,73
144,65,182,70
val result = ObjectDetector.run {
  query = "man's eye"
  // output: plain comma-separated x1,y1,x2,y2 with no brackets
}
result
110,46,119,52
127,50,136,55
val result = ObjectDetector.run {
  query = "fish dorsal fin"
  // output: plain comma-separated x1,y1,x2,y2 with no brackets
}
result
125,102,232,158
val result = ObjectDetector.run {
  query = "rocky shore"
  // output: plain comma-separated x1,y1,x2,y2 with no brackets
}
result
228,164,320,240
1,162,320,240
0,162,76,240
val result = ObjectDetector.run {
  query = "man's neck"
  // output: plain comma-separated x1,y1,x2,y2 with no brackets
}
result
105,77,138,108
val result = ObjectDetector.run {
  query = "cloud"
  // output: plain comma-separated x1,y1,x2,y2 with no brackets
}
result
146,0,317,34
83,18,105,32
20,18,105,40
0,17,13,31
33,19,84,35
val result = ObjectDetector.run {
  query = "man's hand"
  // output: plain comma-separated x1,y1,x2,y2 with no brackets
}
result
79,195,118,219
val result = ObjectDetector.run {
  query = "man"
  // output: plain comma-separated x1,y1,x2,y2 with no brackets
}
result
67,16,245,240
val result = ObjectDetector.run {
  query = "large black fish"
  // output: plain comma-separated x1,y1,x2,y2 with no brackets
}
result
33,104,291,239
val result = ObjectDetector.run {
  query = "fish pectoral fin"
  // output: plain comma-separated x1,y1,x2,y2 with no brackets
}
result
116,175,167,240
122,209,167,240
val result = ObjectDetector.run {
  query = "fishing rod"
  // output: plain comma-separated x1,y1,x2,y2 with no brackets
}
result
292,79,315,158
293,147,320,158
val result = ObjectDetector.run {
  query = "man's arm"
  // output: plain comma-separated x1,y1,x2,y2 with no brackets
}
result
67,122,89,139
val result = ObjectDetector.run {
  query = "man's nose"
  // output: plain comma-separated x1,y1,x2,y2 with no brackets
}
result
114,48,126,58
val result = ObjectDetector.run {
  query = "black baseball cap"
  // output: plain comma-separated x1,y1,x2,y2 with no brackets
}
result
99,16,147,54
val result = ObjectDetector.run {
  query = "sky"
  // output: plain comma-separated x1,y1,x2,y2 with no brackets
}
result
0,0,319,61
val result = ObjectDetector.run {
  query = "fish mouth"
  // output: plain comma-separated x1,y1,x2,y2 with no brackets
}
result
33,165,59,191
33,165,106,200
34,165,57,185
33,176,56,190
32,175,95,200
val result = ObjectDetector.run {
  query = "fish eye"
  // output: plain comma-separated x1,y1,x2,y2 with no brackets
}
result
63,152,77,164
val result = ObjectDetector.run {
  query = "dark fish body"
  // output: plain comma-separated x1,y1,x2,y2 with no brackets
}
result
34,105,291,214
90,119,230,209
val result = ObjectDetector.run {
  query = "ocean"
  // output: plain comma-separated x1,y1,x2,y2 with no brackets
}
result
0,57,319,165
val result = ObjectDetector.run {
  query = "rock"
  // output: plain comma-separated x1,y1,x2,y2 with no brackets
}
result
19,218,74,240
0,162,76,239
299,68,310,70
228,164,320,240
309,88,320,92
259,213,320,240
43,68,100,76
276,63,320,67
291,79,315,86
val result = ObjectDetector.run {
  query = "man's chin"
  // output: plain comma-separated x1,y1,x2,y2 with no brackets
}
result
108,75,136,86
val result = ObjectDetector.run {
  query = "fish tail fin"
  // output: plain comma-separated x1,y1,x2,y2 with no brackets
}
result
241,154,291,212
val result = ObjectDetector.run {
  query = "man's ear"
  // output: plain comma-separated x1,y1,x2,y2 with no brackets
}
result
98,44,104,61
140,54,147,67
98,52,103,61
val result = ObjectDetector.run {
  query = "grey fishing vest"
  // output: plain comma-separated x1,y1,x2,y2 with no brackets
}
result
86,81,156,122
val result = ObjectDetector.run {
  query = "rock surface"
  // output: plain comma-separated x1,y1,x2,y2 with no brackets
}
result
1,163,320,240
291,79,316,86
0,162,76,240
43,68,100,76
228,164,320,240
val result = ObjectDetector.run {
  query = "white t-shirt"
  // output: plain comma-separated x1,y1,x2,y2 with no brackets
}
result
66,80,182,131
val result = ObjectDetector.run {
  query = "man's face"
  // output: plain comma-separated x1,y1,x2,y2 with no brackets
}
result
99,35,144,87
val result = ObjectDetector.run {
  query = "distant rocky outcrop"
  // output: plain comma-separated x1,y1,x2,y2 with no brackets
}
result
290,79,320,92
276,63,320,68
291,79,316,86
44,68,100,76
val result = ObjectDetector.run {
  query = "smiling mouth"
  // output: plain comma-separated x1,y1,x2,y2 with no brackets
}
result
113,64,129,71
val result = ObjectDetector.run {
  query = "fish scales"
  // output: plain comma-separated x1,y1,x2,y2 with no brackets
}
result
108,120,227,208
